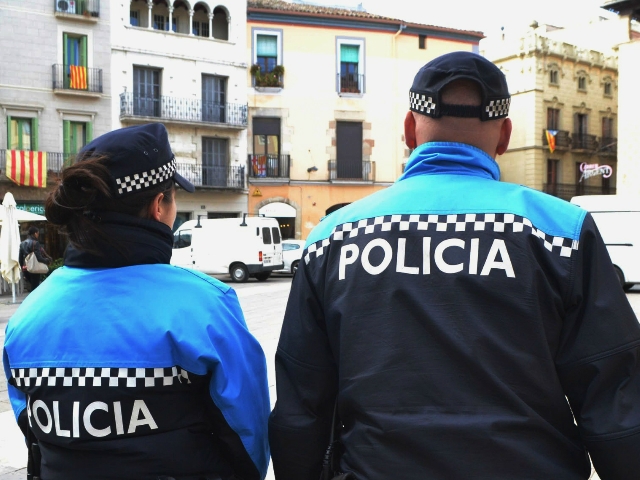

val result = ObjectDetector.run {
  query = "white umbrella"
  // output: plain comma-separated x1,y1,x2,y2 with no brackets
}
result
0,192,23,303
0,205,46,223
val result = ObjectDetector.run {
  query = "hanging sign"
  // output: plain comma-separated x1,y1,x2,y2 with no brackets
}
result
579,163,612,182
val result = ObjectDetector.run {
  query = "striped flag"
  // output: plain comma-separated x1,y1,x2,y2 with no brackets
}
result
70,65,87,90
545,129,558,154
6,151,47,188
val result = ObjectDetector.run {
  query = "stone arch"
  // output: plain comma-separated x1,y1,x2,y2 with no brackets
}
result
212,5,229,40
254,196,302,239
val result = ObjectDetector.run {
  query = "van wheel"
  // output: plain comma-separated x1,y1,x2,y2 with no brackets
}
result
230,263,249,283
291,261,300,275
255,272,271,281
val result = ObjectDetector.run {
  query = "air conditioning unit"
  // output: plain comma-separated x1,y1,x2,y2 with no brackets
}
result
56,0,76,14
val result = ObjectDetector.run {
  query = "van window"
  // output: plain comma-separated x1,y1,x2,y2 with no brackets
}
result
173,230,192,249
272,227,281,244
283,243,300,251
262,227,272,244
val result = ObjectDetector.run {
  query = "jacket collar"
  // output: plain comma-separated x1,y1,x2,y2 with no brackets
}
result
399,142,501,182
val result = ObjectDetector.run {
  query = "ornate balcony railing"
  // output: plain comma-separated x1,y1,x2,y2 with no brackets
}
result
572,133,598,151
0,150,66,175
175,162,245,189
247,154,290,179
54,0,100,17
52,64,103,93
338,73,365,94
599,136,617,155
543,183,616,201
120,92,248,127
328,160,374,181
541,129,571,150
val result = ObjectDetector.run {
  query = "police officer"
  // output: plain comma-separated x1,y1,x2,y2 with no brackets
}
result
3,124,270,480
269,52,640,479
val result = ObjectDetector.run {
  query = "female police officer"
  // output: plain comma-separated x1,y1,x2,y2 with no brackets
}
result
3,124,270,480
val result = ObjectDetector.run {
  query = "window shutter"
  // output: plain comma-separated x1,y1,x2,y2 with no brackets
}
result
80,35,87,67
63,33,68,66
31,117,38,152
63,120,71,160
6,115,11,149
86,121,93,143
340,44,359,63
256,35,277,58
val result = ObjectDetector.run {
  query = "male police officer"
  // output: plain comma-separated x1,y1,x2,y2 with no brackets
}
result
269,52,640,479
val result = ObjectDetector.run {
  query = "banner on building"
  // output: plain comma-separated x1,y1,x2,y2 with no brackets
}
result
579,162,613,183
70,65,87,90
6,150,47,188
545,129,558,154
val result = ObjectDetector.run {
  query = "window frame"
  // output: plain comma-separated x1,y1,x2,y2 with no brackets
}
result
549,69,559,86
577,75,587,92
418,35,426,49
252,28,283,73
336,36,365,95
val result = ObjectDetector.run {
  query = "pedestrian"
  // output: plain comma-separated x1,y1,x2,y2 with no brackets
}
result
3,123,270,480
268,52,640,480
18,226,51,291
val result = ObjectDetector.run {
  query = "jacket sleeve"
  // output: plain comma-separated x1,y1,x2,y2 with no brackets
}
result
2,345,30,439
556,214,640,479
33,241,49,264
269,256,338,480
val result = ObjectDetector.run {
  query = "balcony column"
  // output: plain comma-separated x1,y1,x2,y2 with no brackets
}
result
168,6,174,33
147,0,153,29
188,9,194,36
227,15,231,40
208,12,213,38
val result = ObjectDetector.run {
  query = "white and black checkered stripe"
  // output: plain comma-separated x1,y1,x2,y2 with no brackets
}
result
410,92,437,115
11,366,191,388
304,213,579,265
115,158,177,195
486,98,510,119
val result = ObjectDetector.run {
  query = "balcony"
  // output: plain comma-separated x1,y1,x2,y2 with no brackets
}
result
541,130,571,151
119,92,248,129
54,0,100,20
52,64,103,96
0,150,66,176
338,74,364,95
248,154,290,179
572,133,598,152
328,160,374,182
175,163,245,189
598,136,617,156
543,183,616,201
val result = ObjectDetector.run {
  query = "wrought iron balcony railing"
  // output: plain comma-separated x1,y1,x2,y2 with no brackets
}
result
247,154,290,178
599,136,617,155
543,183,616,201
328,160,374,181
54,0,100,17
541,129,571,150
338,73,365,94
52,64,103,93
572,133,598,151
120,92,248,127
0,150,66,175
175,162,245,189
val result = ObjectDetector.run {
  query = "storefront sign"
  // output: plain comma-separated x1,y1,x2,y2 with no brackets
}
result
16,203,45,215
579,163,613,182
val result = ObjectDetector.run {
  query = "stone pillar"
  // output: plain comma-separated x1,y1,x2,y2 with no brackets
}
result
189,9,194,36
147,0,153,29
208,12,213,38
168,5,174,33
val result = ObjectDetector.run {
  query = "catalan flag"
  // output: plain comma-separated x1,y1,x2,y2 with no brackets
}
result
545,129,558,154
6,151,47,188
70,65,87,90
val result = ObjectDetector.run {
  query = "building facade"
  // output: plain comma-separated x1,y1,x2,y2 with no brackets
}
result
483,25,619,200
0,0,112,257
113,0,249,229
246,0,483,240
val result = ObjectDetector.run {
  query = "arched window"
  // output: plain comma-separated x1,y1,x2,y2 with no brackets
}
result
212,6,228,40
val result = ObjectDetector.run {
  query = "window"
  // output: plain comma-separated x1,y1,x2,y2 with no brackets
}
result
602,117,614,139
63,121,92,160
212,7,228,40
578,76,587,91
336,121,363,179
202,137,228,187
283,243,300,251
173,230,192,249
173,212,191,232
549,69,559,85
133,67,161,117
262,227,272,245
153,14,166,31
418,35,426,49
63,33,88,90
252,118,281,177
130,10,139,26
272,227,281,244
604,81,612,96
193,21,209,38
336,38,365,95
202,74,226,123
547,159,559,185
7,117,35,151
256,34,278,73
573,113,589,150
547,108,560,130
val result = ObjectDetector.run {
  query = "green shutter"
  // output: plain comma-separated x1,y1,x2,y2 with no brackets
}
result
80,35,87,67
340,44,359,63
63,120,71,163
256,35,277,58
85,121,93,143
31,117,38,152
63,33,68,66
6,115,11,149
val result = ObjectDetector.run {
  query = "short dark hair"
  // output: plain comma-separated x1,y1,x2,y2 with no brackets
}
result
28,226,39,236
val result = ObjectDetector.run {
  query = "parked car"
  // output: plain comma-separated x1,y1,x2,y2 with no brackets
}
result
274,240,305,275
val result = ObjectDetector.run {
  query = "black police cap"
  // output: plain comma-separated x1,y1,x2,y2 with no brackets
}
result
78,123,195,196
409,51,511,121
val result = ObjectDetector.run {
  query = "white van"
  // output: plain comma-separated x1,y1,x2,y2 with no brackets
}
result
171,215,284,282
570,195,640,290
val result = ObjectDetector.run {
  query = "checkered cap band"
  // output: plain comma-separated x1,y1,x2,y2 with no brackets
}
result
11,366,191,388
486,98,511,119
304,213,579,265
409,91,437,115
115,158,177,195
